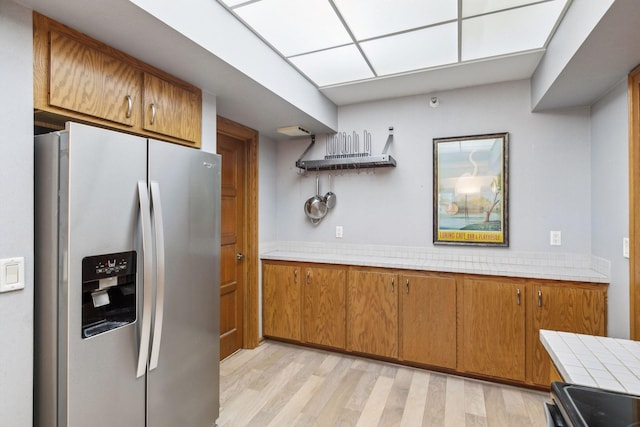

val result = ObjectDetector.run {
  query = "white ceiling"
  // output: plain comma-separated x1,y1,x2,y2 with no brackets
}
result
17,0,640,140
219,0,570,95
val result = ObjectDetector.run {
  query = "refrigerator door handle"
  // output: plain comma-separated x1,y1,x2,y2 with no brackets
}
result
136,181,153,378
149,181,165,371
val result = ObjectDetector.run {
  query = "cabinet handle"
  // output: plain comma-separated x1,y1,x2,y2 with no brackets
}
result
150,103,156,125
294,270,297,283
391,277,395,292
406,279,409,294
306,271,310,285
516,288,521,305
538,290,542,307
125,95,132,118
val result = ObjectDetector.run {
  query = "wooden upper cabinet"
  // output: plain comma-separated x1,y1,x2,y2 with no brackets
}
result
347,269,398,358
460,278,526,382
530,284,607,386
143,73,201,144
33,12,202,147
302,265,346,349
49,31,141,127
400,273,456,369
262,262,301,341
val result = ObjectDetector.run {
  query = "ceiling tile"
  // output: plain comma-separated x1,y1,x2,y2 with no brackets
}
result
334,0,457,40
462,0,566,61
462,0,546,17
289,45,374,87
233,0,352,57
361,22,458,76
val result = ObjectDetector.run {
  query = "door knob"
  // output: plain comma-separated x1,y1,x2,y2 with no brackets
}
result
236,253,245,261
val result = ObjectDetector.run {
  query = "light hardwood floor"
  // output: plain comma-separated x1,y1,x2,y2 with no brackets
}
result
219,341,549,427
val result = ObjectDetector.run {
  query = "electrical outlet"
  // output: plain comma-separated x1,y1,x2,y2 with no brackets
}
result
336,226,343,238
550,231,561,246
624,237,630,258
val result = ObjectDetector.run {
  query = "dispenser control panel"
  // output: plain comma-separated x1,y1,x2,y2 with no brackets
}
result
82,251,136,282
81,251,137,339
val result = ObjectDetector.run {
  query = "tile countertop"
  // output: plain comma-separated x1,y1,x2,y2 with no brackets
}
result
259,242,610,283
540,330,640,395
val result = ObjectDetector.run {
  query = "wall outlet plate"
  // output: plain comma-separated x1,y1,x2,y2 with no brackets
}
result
336,226,343,238
0,257,25,293
550,231,562,246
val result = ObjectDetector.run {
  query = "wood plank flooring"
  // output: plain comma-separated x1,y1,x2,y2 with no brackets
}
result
219,341,549,427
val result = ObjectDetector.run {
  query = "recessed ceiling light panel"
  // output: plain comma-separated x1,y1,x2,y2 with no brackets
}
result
462,0,566,61
334,0,457,40
361,23,458,76
234,0,352,57
462,0,558,17
289,44,374,87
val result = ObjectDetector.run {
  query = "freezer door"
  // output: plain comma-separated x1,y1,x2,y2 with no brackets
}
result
147,140,221,427
63,123,147,426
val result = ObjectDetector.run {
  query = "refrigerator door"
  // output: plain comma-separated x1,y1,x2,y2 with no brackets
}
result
63,123,147,426
147,140,221,427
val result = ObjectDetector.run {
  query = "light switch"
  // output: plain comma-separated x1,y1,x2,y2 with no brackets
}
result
0,257,25,293
6,264,19,284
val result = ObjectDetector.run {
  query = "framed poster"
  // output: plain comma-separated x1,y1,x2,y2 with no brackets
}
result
433,133,509,246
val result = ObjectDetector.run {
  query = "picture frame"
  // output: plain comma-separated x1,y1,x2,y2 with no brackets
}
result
433,133,509,246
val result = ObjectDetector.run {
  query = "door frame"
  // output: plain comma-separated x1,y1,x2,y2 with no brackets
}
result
217,116,259,349
630,65,640,339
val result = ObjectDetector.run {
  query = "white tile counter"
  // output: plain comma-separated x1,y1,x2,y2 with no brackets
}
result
260,241,610,283
540,330,640,395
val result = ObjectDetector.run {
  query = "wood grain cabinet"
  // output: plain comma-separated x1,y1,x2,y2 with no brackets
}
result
302,265,347,349
262,261,347,350
49,30,141,127
530,283,607,386
347,269,398,358
143,73,201,143
262,262,301,341
400,273,456,369
34,12,202,147
261,260,607,389
459,277,526,382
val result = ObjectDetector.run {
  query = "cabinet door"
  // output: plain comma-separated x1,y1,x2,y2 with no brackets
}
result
460,278,526,382
401,273,456,369
531,285,606,386
348,270,398,358
303,266,346,349
143,73,201,144
49,31,141,126
262,262,301,341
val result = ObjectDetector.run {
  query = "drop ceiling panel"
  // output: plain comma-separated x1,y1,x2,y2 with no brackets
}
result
221,0,571,90
462,0,566,61
361,23,458,76
232,0,351,56
289,45,374,87
334,0,457,40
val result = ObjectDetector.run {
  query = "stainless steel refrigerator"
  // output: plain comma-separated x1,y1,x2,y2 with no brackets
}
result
34,122,220,427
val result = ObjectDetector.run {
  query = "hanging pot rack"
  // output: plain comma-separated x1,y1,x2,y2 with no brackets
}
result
295,127,397,172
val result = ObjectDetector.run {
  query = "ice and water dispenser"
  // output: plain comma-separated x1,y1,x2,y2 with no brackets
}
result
81,251,136,338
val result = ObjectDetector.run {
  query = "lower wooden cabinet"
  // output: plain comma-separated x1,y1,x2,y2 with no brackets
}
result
400,273,456,369
459,278,526,382
262,262,301,341
530,283,606,386
347,269,398,358
261,260,607,388
302,265,346,349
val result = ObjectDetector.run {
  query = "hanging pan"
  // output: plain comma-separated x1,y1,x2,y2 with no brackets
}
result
304,175,328,223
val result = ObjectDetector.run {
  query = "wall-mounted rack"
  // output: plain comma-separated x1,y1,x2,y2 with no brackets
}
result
295,127,397,171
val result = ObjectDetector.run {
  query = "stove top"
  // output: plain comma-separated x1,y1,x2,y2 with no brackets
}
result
552,382,640,427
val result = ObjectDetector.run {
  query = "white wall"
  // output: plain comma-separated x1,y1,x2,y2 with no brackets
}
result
0,1,33,425
591,79,630,339
275,80,592,253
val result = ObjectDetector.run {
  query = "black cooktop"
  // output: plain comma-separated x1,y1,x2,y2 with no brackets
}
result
552,382,640,427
